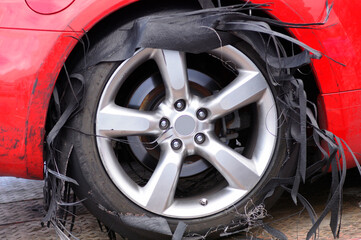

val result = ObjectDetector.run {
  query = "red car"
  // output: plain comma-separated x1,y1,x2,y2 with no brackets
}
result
1,0,360,239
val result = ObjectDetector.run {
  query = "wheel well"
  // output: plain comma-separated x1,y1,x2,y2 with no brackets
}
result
55,0,319,121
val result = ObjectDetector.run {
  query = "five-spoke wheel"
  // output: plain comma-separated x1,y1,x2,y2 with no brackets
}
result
95,46,278,218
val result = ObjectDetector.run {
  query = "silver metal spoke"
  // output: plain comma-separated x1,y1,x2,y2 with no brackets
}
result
153,49,190,103
202,70,267,120
196,135,261,190
143,147,184,213
97,103,161,137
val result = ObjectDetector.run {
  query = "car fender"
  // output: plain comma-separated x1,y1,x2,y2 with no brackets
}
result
0,0,138,179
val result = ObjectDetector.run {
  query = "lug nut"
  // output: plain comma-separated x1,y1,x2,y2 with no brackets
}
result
196,108,208,120
194,133,206,144
174,99,186,111
200,198,208,206
171,139,182,150
159,118,170,130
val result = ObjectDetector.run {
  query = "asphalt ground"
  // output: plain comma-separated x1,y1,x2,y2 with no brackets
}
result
0,168,360,239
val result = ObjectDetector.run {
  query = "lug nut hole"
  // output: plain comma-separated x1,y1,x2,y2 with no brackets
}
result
196,108,208,120
174,99,186,111
159,118,170,130
194,133,206,144
171,139,183,150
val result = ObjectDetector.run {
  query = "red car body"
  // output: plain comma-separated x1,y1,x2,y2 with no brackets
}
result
0,0,360,180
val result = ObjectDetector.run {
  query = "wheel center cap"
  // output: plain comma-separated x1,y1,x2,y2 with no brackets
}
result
174,115,196,136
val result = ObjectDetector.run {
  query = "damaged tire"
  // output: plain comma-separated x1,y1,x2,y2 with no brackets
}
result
66,39,292,238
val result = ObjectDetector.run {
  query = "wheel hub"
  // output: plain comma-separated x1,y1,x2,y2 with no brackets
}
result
158,97,214,156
